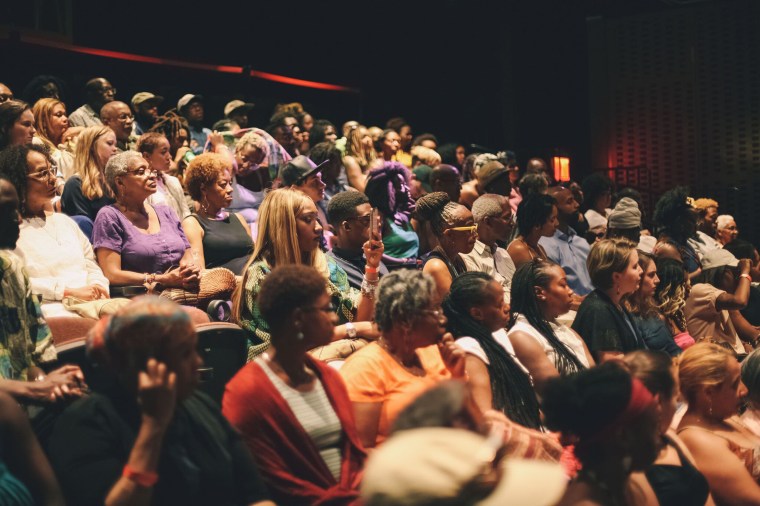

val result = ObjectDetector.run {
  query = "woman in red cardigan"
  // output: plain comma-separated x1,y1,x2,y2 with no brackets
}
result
223,264,366,506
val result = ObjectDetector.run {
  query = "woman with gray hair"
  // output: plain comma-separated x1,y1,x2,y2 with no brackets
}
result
339,269,466,448
93,150,200,291
716,214,739,246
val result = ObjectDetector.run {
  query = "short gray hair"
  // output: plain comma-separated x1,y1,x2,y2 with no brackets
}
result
374,270,436,331
716,214,735,230
471,193,507,223
104,150,143,197
235,131,270,158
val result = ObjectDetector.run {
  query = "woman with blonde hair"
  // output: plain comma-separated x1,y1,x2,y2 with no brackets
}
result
233,188,382,360
61,125,118,220
572,237,645,362
32,97,78,182
343,125,377,192
677,342,760,503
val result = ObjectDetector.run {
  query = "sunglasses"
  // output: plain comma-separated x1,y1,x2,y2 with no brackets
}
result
449,225,478,234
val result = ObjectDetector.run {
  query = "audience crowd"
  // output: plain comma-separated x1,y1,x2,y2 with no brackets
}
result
0,74,758,505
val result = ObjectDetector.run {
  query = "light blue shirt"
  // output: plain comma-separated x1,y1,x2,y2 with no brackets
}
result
539,226,594,296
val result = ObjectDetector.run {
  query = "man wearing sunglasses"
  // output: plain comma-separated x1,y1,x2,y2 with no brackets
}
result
326,191,388,290
69,77,116,128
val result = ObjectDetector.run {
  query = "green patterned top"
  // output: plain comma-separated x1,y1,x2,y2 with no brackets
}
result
0,252,56,380
239,257,361,361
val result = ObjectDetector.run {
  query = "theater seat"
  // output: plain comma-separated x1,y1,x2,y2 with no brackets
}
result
68,215,94,243
194,322,247,404
46,316,97,347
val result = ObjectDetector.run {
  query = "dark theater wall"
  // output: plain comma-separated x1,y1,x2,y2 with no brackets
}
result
588,0,760,244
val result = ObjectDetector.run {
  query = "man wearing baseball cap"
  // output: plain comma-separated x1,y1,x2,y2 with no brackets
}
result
280,155,330,243
131,92,163,135
177,93,210,154
224,100,255,130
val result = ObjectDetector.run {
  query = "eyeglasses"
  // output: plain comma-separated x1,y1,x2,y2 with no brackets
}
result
100,87,117,96
449,224,478,234
305,302,336,314
27,168,56,181
0,94,13,104
116,113,134,121
127,168,159,177
421,309,444,319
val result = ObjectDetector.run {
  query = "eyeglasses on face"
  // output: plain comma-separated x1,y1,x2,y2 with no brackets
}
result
0,94,13,103
449,224,478,234
421,308,444,319
127,168,159,177
347,214,372,226
27,168,56,180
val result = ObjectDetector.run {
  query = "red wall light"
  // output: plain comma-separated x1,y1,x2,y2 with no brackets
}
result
552,156,570,182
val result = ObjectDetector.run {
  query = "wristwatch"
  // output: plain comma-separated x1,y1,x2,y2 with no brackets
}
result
345,321,357,339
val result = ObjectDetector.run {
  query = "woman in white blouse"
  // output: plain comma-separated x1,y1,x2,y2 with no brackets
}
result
0,144,109,317
507,259,594,393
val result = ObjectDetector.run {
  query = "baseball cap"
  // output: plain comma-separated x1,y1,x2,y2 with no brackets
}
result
361,428,567,506
702,249,740,270
177,93,203,111
224,100,255,118
412,165,433,193
478,161,509,189
131,92,164,109
279,155,329,186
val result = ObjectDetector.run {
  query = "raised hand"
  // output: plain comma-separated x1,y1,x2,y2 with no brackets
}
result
138,358,177,428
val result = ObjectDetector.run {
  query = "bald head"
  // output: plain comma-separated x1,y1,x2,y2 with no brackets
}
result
101,101,133,142
85,77,115,109
430,164,461,203
0,178,20,249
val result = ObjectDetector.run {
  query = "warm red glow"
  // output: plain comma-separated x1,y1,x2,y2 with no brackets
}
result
552,156,570,182
17,34,360,94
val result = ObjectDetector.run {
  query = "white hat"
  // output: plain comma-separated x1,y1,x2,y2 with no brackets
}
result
361,428,567,506
177,93,203,110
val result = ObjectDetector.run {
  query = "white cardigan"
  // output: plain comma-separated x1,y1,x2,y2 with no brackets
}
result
12,212,109,306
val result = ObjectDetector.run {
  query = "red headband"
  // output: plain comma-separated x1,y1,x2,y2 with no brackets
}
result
586,376,655,441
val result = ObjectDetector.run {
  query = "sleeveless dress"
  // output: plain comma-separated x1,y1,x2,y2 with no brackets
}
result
186,213,253,275
645,435,710,506
678,421,760,483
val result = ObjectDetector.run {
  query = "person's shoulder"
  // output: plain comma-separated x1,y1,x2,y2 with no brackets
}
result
94,204,120,221
63,175,83,190
342,342,385,370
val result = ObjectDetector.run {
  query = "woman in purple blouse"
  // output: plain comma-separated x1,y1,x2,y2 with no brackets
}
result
93,151,200,290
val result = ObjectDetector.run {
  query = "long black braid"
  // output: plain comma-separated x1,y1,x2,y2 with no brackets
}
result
443,272,542,429
511,259,586,375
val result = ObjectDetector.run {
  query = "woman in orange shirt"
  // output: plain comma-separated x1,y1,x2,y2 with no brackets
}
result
339,270,465,448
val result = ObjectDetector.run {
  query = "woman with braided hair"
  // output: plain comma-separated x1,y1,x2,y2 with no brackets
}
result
443,271,542,429
508,259,594,393
416,191,477,302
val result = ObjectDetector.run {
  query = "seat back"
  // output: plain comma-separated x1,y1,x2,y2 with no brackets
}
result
195,323,247,404
69,215,94,243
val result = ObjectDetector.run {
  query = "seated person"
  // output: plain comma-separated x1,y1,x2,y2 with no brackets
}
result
232,188,382,361
138,132,191,220
364,162,419,260
572,238,646,362
0,177,84,404
416,192,477,302
686,249,753,356
539,186,593,297
625,252,683,356
229,131,271,229
339,270,465,447
724,239,760,325
223,265,366,505
182,153,253,275
47,297,274,506
0,145,109,318
61,126,118,221
507,194,558,268
93,151,200,292
279,155,330,244
460,194,516,302
326,191,388,290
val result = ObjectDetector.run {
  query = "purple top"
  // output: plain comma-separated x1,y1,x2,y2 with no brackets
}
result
93,204,190,275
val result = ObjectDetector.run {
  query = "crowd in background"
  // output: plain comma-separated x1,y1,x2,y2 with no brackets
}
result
0,73,759,505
